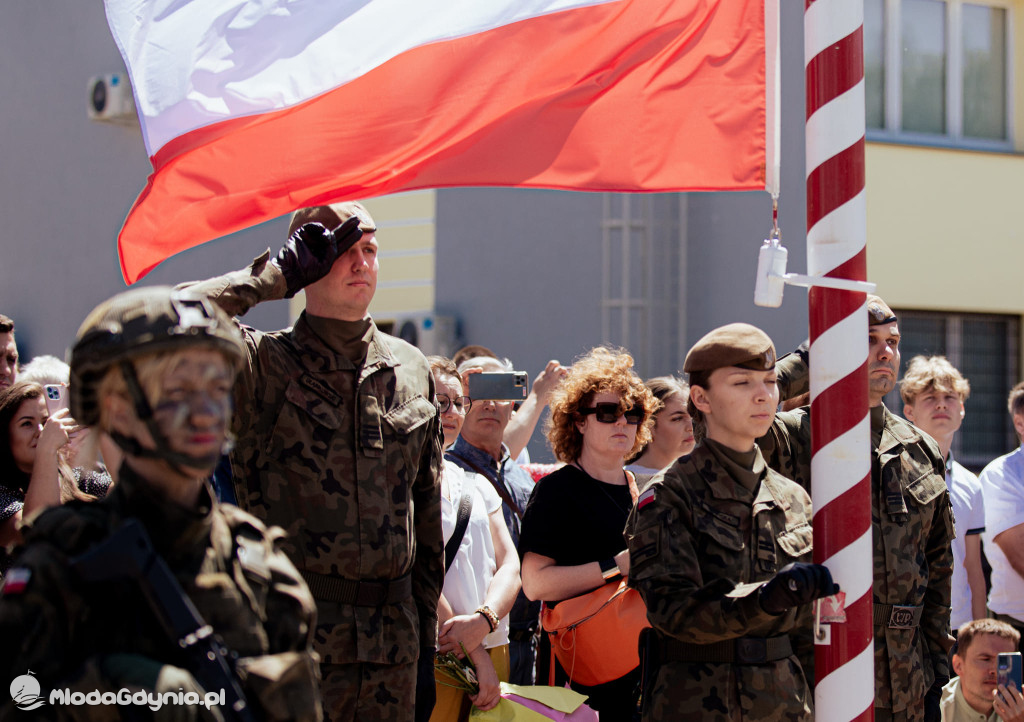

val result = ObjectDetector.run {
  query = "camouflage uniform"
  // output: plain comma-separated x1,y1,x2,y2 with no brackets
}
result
0,465,320,721
189,255,443,721
625,441,816,721
760,354,954,721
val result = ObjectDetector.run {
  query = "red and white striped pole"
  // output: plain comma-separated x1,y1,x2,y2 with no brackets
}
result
805,1,874,720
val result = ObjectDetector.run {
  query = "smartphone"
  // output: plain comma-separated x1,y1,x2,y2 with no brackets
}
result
998,652,1022,692
44,384,68,415
467,371,528,401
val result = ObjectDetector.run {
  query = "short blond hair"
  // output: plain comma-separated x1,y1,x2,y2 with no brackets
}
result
546,347,655,463
900,355,970,405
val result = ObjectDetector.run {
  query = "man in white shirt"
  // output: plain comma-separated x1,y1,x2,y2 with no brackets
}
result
902,356,987,632
981,382,1024,654
941,619,1024,721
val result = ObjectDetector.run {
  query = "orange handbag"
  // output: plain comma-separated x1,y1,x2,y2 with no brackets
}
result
540,577,651,687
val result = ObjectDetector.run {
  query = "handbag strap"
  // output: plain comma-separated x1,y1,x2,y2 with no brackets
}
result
448,452,524,521
444,475,474,574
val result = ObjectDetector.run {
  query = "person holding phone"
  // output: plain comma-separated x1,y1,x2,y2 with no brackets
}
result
0,381,97,575
518,346,658,721
942,619,1024,721
428,356,520,720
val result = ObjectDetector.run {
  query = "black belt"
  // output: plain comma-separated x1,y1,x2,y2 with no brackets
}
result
301,570,412,606
656,635,793,665
873,604,923,629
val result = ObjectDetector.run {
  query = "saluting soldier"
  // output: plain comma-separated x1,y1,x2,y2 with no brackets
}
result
182,203,444,722
760,296,954,722
626,323,837,721
0,286,321,720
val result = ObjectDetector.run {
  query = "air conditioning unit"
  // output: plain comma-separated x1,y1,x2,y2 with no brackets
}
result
87,73,136,123
383,314,458,357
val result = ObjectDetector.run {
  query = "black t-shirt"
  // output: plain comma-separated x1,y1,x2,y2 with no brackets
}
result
517,465,632,596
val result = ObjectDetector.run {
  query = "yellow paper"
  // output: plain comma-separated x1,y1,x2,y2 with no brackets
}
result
499,683,588,713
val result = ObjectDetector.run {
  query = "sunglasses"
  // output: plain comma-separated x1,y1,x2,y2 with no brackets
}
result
579,403,645,425
437,394,473,414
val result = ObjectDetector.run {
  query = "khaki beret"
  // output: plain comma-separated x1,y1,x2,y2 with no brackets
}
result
867,295,897,326
684,323,776,374
287,201,377,238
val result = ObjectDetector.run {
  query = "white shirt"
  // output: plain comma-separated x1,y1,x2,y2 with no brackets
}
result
440,460,509,648
947,455,986,630
981,445,1024,621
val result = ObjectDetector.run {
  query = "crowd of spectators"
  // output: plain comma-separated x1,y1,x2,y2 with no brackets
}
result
2,209,1024,722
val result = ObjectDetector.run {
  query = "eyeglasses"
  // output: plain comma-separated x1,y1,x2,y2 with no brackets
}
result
579,403,645,425
437,394,473,414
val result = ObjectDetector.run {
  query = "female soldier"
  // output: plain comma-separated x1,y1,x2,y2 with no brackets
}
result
0,287,321,720
625,323,837,721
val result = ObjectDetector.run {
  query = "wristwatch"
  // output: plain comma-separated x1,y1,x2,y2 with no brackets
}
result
599,557,621,580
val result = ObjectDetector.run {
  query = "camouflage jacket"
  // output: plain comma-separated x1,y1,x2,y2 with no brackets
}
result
228,312,443,666
759,358,954,715
625,444,815,721
0,466,320,721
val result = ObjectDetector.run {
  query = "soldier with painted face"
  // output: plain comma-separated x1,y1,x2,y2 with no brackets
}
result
182,202,443,722
0,286,321,720
760,296,955,722
625,323,837,722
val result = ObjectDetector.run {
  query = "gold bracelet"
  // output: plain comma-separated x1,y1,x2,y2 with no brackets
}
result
475,605,499,633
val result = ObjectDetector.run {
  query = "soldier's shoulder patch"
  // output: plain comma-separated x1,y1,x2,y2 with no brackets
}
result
2,568,31,595
637,487,656,510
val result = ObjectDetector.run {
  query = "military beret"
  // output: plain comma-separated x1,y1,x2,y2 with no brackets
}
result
683,323,776,374
867,294,897,326
287,201,377,238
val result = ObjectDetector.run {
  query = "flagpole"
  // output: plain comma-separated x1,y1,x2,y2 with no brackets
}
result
804,1,874,720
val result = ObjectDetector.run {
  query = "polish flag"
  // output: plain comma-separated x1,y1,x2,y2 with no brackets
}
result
106,0,779,283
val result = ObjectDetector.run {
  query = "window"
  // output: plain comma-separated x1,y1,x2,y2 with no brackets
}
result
601,194,683,379
883,310,1020,470
865,0,1011,147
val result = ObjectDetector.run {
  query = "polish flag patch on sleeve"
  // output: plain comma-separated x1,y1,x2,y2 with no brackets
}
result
2,568,31,595
637,487,656,510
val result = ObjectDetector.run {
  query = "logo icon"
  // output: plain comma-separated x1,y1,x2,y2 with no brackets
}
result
10,671,46,711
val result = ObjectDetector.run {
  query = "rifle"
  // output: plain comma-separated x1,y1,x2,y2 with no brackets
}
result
72,519,257,722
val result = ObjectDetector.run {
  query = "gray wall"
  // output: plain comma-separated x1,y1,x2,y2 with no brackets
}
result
0,2,290,363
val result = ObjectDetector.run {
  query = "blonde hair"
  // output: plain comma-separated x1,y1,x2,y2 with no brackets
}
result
900,355,970,405
546,347,655,463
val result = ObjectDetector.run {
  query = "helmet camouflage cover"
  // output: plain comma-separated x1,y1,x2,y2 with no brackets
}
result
69,286,244,426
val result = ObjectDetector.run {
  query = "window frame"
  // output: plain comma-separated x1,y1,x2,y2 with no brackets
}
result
867,0,1015,151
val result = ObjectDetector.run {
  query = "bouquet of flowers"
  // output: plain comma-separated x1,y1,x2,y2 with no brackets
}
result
434,645,596,722
435,648,479,694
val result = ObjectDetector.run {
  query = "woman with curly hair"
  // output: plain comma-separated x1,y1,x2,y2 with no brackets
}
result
518,346,656,721
625,376,695,476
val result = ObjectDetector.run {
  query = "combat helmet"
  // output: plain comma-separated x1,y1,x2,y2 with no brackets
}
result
69,286,244,468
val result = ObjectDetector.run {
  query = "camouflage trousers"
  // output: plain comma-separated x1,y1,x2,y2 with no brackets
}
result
642,657,812,722
320,661,415,722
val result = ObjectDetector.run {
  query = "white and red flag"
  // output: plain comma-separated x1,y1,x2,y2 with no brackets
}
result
105,0,779,282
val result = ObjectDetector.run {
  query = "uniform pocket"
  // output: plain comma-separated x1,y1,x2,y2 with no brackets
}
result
694,501,745,552
905,470,946,506
776,522,813,558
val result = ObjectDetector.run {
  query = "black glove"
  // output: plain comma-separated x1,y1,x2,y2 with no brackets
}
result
758,562,839,615
924,676,947,722
414,647,437,722
271,215,363,298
